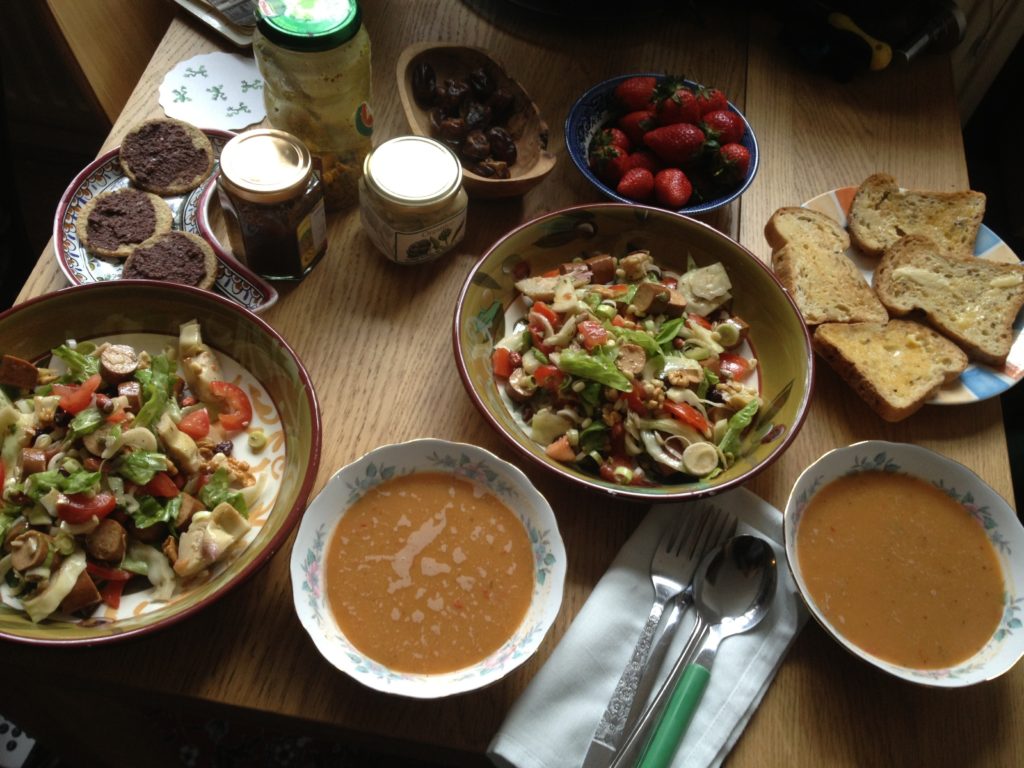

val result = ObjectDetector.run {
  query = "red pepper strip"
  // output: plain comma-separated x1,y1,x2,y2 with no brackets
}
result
100,579,126,609
209,380,253,432
53,373,102,415
688,313,713,330
143,471,179,498
663,401,711,436
86,561,133,582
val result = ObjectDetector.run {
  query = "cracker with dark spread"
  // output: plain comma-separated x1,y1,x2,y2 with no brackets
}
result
122,231,218,289
76,187,174,259
119,118,215,195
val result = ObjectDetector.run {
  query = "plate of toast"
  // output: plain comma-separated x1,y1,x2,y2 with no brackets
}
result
54,119,277,314
765,173,1024,420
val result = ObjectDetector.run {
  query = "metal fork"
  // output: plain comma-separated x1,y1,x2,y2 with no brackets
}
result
581,507,715,768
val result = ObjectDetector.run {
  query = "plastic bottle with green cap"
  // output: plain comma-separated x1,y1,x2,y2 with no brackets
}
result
252,0,373,212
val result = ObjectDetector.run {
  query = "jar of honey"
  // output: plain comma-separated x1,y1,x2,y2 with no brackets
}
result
216,128,328,280
253,0,373,212
358,136,468,265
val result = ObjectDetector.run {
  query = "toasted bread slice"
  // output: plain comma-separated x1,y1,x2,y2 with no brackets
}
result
814,320,968,422
765,207,887,325
847,173,986,258
122,231,219,290
874,235,1024,367
118,118,215,196
77,188,173,259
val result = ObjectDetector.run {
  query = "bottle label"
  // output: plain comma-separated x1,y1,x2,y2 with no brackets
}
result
360,201,466,265
355,102,374,137
297,197,328,268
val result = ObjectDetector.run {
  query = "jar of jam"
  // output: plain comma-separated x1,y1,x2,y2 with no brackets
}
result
253,0,373,212
217,128,328,280
358,136,468,265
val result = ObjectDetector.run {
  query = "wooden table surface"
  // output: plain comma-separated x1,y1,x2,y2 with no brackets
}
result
8,3,1021,766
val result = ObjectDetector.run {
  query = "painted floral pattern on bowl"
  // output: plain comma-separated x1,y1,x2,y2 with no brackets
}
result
290,438,566,698
784,440,1024,687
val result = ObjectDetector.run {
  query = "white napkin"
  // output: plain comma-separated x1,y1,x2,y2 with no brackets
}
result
488,486,807,768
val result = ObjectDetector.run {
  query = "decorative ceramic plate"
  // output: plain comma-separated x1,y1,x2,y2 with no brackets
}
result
291,438,566,698
0,281,321,645
784,440,1024,688
53,129,279,313
803,188,1023,403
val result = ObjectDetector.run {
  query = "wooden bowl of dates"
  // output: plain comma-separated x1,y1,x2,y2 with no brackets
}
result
396,42,556,199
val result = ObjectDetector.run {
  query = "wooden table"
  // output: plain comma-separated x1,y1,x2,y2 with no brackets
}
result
8,3,1021,766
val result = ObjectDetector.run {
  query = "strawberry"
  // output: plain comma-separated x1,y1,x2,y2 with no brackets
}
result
622,149,662,175
589,144,630,184
596,127,631,153
642,123,705,166
701,109,744,145
613,76,657,111
714,142,751,185
694,86,728,116
653,168,693,208
616,167,654,201
617,110,657,147
654,81,701,126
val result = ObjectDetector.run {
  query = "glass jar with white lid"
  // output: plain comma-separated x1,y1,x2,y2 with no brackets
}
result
358,136,469,265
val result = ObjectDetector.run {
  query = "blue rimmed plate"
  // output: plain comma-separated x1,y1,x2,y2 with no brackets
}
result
803,188,1022,404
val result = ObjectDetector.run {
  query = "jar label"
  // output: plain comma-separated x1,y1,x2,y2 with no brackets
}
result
297,197,328,268
360,201,466,265
355,102,374,137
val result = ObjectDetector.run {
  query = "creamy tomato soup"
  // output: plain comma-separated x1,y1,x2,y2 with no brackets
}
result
797,471,1004,669
325,472,534,674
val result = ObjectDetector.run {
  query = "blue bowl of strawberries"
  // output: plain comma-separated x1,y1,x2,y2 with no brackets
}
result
565,73,758,215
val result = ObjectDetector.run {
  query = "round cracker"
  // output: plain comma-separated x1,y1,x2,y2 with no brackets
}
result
122,231,219,290
118,118,215,196
76,188,173,259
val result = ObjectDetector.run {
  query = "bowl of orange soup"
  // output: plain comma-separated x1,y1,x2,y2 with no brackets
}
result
290,438,566,697
784,440,1024,687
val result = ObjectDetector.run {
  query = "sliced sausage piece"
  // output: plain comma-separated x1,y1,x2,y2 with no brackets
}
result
631,281,671,315
59,570,102,614
585,253,616,284
129,520,167,545
117,381,142,412
9,531,50,572
0,355,38,389
20,447,49,476
99,344,138,384
85,518,127,563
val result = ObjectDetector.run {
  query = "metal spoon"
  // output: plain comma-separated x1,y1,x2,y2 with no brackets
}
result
610,534,777,768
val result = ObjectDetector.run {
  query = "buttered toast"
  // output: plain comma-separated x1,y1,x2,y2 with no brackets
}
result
874,235,1024,367
765,207,887,325
847,173,986,259
813,320,968,422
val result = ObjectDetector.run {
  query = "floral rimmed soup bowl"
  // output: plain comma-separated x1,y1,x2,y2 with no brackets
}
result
784,440,1024,687
290,438,566,698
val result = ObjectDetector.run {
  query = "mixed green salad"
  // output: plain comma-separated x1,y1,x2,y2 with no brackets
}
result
0,321,263,623
491,249,762,487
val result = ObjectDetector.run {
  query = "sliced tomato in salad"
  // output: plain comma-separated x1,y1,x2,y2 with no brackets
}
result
491,348,515,378
99,579,125,609
210,381,252,432
56,491,116,524
86,561,133,582
177,408,211,439
687,313,713,331
663,400,711,436
143,471,180,498
534,364,565,392
53,373,102,415
718,353,753,381
577,319,609,350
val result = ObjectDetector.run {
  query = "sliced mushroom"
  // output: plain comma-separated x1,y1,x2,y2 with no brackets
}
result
9,530,50,572
120,426,158,453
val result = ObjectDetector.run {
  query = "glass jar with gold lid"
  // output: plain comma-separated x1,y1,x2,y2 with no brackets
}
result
217,128,328,280
358,136,468,265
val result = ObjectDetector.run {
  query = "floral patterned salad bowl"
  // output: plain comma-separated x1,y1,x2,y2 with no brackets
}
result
290,438,566,698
